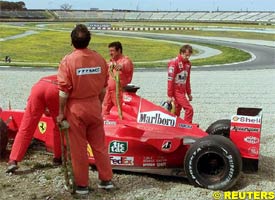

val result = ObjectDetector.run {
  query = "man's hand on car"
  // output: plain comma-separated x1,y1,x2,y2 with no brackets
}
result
188,94,193,101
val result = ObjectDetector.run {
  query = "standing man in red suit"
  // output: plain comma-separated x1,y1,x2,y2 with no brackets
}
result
102,41,134,115
167,44,194,123
56,24,114,195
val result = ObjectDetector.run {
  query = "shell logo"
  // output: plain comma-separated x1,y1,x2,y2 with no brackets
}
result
232,116,239,121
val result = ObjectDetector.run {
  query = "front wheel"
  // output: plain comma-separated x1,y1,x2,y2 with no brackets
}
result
184,135,242,190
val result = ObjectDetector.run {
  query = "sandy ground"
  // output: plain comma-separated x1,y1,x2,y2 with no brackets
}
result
0,69,275,200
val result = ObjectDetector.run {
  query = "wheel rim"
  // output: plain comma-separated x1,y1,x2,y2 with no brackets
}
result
196,151,228,183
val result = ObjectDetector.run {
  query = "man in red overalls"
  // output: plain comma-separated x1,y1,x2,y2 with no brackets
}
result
56,24,114,195
102,41,134,115
6,75,62,173
167,45,194,123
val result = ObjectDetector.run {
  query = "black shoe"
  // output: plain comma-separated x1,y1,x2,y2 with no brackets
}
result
6,160,18,173
52,157,62,166
75,186,89,195
97,180,115,190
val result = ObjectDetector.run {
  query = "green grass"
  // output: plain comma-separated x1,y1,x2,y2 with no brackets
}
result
41,22,76,29
24,22,76,30
0,30,71,64
0,24,251,68
0,25,27,38
133,41,251,68
92,35,182,62
123,32,252,67
192,43,251,66
0,29,181,66
147,29,275,41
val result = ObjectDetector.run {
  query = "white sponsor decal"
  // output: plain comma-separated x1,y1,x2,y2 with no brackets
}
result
231,115,261,124
142,156,167,167
110,156,134,166
230,126,260,133
156,162,166,167
137,111,176,127
178,123,192,129
168,66,174,73
123,95,132,102
109,141,128,154
143,163,155,167
244,136,259,144
175,70,188,85
76,67,101,75
143,156,155,167
104,120,117,126
248,147,259,156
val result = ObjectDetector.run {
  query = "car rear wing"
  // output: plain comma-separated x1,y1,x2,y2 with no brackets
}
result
230,107,262,171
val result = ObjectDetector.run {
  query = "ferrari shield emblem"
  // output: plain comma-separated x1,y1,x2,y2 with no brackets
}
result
38,121,47,134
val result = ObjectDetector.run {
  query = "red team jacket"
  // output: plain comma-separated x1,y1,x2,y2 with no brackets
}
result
167,54,192,97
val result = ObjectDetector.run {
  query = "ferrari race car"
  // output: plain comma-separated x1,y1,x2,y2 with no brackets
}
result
0,85,262,190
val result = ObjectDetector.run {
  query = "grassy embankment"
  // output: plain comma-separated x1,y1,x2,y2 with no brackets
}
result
0,26,27,38
0,24,251,67
0,28,180,67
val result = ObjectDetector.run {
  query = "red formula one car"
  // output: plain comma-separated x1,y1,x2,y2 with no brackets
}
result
0,85,262,190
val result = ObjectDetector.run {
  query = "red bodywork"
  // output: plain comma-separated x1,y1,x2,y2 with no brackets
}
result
0,88,262,176
230,108,262,160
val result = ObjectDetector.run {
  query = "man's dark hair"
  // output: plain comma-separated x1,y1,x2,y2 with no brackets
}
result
71,24,91,49
179,44,193,54
108,41,123,53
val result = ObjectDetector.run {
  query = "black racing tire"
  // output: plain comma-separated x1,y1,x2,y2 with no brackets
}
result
184,135,242,190
0,118,8,158
206,119,231,138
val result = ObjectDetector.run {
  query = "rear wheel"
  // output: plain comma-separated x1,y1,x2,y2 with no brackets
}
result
206,119,231,137
184,135,242,190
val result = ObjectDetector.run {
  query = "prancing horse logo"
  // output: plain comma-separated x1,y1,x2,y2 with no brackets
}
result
38,121,47,134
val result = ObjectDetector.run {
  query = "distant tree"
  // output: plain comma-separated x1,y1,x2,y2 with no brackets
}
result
18,1,26,10
60,3,72,11
0,1,27,10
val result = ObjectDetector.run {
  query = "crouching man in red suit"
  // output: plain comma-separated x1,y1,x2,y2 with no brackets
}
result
6,75,62,173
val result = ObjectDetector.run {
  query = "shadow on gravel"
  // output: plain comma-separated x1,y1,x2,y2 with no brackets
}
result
258,155,275,182
232,154,275,190
111,169,189,184
6,162,55,175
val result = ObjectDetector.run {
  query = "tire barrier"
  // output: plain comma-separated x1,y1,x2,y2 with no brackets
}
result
88,25,195,31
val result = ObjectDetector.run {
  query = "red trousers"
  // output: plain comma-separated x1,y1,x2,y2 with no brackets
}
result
102,89,122,115
174,92,193,123
66,97,113,187
10,80,61,162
